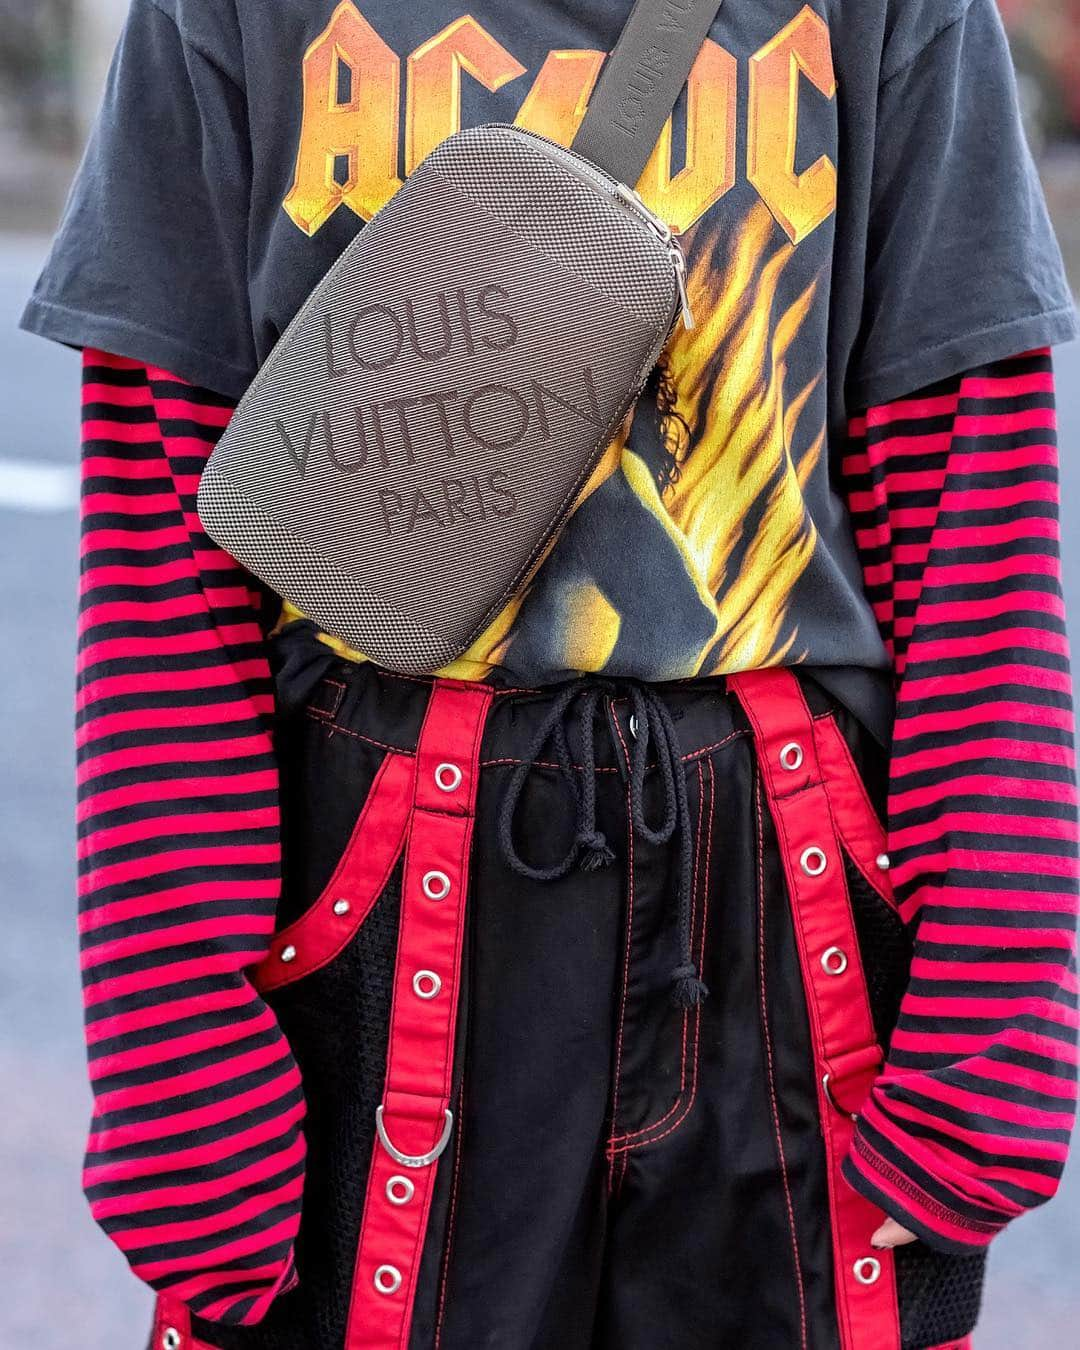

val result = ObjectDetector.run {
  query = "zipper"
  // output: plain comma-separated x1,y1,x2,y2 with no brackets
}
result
615,182,695,331
481,123,694,332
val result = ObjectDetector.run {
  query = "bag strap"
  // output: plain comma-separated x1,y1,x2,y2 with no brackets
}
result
571,0,726,187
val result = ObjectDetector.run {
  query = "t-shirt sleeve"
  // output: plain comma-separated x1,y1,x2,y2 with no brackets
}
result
19,0,257,400
848,0,1079,410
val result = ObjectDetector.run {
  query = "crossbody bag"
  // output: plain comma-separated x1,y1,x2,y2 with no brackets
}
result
197,0,724,672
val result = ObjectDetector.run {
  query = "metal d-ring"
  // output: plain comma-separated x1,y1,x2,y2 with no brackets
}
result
821,1072,858,1121
375,1104,454,1168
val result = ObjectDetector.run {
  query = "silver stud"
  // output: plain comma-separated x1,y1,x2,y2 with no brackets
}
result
280,944,297,963
162,1331,182,1350
800,846,828,877
386,1174,415,1206
434,762,463,793
780,742,804,772
853,1256,882,1286
821,946,848,976
333,898,351,916
629,713,639,739
876,853,891,871
374,1264,403,1295
422,870,452,901
413,970,442,1000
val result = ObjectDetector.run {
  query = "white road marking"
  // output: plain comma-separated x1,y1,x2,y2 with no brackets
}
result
0,457,78,512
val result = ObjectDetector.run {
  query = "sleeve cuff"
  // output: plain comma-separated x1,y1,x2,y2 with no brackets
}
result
20,295,255,402
842,1125,1009,1255
848,302,1079,411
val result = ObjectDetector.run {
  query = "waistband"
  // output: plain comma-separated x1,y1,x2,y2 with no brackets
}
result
267,617,855,1012
266,616,842,767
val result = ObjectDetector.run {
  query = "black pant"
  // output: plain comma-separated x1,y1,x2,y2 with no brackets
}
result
154,621,985,1350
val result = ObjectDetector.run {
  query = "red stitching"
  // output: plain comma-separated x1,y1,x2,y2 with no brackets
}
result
606,713,636,1187
302,710,414,757
681,729,745,762
479,756,625,774
608,759,705,1151
433,1080,467,1348
306,723,745,771
611,758,712,1154
755,770,809,1350
307,677,346,719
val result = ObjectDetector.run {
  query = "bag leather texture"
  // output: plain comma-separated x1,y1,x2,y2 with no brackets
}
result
196,124,681,672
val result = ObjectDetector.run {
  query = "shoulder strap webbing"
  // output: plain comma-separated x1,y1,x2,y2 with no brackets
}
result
570,0,725,187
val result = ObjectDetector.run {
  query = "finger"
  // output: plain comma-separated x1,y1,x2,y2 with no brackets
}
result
871,1218,919,1249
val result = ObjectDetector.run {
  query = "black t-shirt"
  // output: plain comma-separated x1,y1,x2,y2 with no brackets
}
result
21,0,1078,699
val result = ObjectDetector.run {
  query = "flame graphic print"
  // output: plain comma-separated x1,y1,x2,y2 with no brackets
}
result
489,200,826,681
642,201,825,673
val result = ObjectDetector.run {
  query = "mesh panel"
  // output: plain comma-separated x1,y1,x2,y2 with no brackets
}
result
896,1243,987,1350
191,873,402,1350
842,850,912,1051
841,850,987,1349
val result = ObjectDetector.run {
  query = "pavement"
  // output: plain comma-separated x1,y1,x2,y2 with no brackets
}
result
1,229,1079,1350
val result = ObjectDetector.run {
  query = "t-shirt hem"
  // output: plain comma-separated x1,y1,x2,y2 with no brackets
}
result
849,303,1079,411
19,295,255,402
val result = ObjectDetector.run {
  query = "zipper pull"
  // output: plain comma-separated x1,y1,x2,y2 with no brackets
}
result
615,183,694,332
670,238,694,331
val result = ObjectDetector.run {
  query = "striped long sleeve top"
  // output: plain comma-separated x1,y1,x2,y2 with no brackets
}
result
75,344,1078,1319
840,347,1080,1249
78,351,300,1324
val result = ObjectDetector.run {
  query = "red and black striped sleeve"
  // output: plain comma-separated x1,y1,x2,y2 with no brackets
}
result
841,348,1080,1251
77,348,303,1322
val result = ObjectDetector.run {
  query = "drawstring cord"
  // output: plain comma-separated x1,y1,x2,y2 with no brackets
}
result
498,679,709,1009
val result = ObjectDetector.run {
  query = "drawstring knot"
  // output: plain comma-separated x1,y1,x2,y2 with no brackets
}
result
668,964,710,1010
577,829,616,872
498,677,708,1007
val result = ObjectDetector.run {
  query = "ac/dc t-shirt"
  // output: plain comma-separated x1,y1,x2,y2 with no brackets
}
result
21,0,1078,701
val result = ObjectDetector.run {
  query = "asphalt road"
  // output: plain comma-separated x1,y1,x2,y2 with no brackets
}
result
2,234,1078,1350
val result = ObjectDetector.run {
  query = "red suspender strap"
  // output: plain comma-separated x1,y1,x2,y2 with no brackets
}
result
346,679,494,1349
728,667,901,1350
151,1298,218,1350
254,752,416,993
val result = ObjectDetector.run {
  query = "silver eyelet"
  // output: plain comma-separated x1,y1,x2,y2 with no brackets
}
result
422,870,451,901
162,1331,182,1350
386,1174,415,1206
821,946,848,976
279,944,297,964
628,713,639,739
876,853,891,871
800,846,828,877
434,762,462,793
333,898,351,916
413,970,442,1000
780,742,804,771
374,1264,403,1295
853,1256,882,1286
